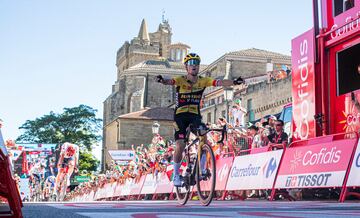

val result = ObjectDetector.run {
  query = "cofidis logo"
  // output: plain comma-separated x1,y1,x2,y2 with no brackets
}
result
290,147,341,172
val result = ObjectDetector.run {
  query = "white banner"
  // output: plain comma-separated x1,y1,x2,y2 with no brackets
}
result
0,129,8,156
108,150,135,161
275,171,345,188
346,140,360,187
140,174,157,194
226,150,283,190
120,179,132,196
19,178,30,201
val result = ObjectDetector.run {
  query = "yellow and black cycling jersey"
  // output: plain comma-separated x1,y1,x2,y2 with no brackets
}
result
171,76,217,115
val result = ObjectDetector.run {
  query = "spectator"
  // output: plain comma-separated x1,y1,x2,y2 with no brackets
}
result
249,125,262,149
229,99,247,127
263,119,288,149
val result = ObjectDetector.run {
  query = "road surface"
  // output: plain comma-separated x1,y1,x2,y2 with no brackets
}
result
21,200,360,218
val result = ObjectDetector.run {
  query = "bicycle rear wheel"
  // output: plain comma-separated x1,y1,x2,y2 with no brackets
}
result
196,143,216,206
175,154,191,205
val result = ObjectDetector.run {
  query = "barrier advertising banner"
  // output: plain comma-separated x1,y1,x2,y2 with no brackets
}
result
291,28,316,141
140,174,157,194
198,156,234,192
155,172,173,194
226,150,283,190
108,150,135,161
19,178,30,201
0,129,8,155
113,183,123,197
130,175,146,195
275,138,357,189
215,157,234,191
120,179,132,196
346,140,360,187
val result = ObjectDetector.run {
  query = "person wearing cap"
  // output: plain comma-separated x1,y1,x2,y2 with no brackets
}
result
229,99,247,128
263,119,288,149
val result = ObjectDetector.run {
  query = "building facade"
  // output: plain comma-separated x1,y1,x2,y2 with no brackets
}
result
103,107,174,169
200,48,292,124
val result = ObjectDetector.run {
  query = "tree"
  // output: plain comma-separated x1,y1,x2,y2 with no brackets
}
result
17,104,102,172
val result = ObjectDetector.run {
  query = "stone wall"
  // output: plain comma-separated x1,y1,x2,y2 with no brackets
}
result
103,120,119,169
201,77,292,125
119,119,174,149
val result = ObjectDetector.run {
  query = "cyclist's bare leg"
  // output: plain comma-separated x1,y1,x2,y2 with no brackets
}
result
54,170,64,192
66,160,75,182
173,139,186,176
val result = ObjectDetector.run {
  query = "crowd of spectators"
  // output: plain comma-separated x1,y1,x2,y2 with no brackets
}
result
67,111,290,201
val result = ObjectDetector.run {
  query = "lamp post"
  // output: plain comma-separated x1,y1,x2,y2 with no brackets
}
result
223,87,234,123
152,121,160,135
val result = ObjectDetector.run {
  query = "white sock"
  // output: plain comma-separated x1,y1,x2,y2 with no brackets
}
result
173,162,181,177
200,153,206,172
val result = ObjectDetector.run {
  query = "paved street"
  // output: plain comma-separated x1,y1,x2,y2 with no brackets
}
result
22,200,360,218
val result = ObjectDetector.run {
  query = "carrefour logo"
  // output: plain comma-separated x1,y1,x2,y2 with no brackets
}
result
230,164,261,178
263,157,277,178
356,152,360,168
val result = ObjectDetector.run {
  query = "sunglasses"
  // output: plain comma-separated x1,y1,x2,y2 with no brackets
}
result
187,59,200,66
275,124,283,126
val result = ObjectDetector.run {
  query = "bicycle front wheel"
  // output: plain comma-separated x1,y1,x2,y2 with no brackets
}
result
196,143,216,206
175,153,191,205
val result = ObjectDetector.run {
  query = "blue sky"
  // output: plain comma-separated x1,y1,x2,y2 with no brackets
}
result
0,1,313,158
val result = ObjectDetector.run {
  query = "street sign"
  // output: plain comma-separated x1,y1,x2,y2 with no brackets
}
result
75,176,90,183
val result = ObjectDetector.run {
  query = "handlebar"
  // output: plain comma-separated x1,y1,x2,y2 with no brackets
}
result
205,125,228,144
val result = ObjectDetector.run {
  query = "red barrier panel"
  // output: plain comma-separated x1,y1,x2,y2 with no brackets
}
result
272,134,359,202
0,130,23,217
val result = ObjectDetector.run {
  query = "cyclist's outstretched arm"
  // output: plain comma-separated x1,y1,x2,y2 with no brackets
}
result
155,75,175,85
215,76,245,87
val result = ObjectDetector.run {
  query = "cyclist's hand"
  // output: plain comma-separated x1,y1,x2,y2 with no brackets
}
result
156,75,164,83
233,76,244,85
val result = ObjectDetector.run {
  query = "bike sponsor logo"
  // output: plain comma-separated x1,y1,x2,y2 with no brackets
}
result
285,173,332,188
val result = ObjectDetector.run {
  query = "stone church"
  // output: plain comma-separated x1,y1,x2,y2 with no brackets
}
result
103,19,206,126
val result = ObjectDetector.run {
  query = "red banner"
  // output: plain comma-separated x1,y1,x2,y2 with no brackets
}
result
291,28,316,141
275,138,357,188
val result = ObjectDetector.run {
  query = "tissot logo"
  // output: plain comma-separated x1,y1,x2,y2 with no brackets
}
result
285,173,332,187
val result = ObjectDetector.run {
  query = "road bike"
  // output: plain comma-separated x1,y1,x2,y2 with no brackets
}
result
175,124,226,206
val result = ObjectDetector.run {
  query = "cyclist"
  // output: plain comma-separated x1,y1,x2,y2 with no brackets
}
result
156,52,244,186
54,142,79,196
43,175,56,200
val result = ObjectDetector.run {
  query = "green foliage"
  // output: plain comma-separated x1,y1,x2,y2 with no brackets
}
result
79,150,99,172
17,104,102,172
17,104,101,150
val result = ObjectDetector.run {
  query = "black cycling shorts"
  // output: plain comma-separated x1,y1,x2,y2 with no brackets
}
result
61,156,74,168
173,113,204,141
